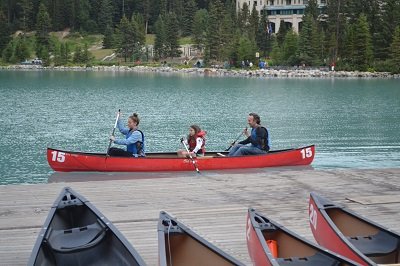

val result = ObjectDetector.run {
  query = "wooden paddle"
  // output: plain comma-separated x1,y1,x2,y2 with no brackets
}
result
225,127,247,151
181,139,200,174
106,109,121,155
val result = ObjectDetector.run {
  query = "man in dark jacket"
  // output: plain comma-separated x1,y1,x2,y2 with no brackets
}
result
228,113,270,156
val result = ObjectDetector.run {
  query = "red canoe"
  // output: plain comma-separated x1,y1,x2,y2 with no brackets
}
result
309,192,400,265
246,208,359,266
47,145,315,172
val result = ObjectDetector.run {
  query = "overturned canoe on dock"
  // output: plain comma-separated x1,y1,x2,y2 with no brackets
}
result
158,211,245,266
309,192,400,265
47,145,315,172
246,208,359,266
28,187,146,266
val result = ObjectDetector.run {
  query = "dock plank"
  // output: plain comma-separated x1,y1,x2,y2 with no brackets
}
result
0,168,399,265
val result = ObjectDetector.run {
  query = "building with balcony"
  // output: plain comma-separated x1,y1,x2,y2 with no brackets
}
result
236,0,326,33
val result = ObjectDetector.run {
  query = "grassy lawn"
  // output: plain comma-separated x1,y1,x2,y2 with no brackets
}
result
146,34,155,45
179,36,193,45
91,49,115,60
146,34,193,45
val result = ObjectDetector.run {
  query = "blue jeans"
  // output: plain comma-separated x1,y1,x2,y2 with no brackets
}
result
228,144,268,156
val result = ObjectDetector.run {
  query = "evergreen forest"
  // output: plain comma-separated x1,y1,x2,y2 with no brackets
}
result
0,0,399,72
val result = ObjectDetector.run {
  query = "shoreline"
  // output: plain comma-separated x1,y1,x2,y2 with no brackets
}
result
1,64,399,78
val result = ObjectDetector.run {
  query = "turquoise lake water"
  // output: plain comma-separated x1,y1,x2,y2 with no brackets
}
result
0,70,399,184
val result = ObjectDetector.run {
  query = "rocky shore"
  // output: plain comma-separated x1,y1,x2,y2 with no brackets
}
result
1,64,399,78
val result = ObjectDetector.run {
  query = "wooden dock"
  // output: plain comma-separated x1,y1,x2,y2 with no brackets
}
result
1,167,399,265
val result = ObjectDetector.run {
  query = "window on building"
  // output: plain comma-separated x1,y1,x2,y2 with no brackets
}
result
286,0,291,5
281,9,293,15
254,1,257,6
303,0,308,4
270,0,274,5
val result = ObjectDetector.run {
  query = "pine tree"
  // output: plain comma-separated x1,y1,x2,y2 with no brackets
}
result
181,0,197,37
14,36,30,61
220,6,236,62
0,10,10,55
237,36,257,63
192,9,208,50
325,0,345,65
248,5,259,40
256,11,268,57
205,0,223,62
18,0,33,32
353,14,373,71
98,0,113,33
276,19,288,47
2,41,15,63
270,37,282,65
165,12,181,58
341,22,356,69
154,15,167,59
116,15,136,62
390,26,400,73
103,26,114,49
73,45,82,63
75,0,90,31
54,42,62,66
376,0,400,61
304,0,319,21
131,13,146,61
298,14,319,66
282,29,298,65
35,3,52,64
237,2,249,33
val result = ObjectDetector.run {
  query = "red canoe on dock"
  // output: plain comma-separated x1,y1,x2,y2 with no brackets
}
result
47,145,315,172
246,208,359,266
309,192,400,265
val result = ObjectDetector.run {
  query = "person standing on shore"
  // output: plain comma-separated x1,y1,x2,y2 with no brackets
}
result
177,125,206,158
109,112,145,157
228,113,270,156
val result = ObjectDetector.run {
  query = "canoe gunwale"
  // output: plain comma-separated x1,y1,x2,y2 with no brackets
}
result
47,146,307,159
310,192,400,265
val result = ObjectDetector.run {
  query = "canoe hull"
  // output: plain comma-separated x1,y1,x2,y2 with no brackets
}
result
246,210,273,266
309,192,400,265
246,208,359,266
47,145,315,172
158,211,245,266
28,187,146,266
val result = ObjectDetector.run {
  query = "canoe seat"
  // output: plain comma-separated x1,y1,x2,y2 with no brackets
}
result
347,230,399,256
45,219,107,253
276,252,340,266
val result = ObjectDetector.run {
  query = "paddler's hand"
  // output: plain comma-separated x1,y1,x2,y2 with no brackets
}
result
243,127,250,137
110,136,115,142
180,137,184,143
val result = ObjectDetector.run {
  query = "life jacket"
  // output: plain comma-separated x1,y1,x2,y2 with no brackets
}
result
251,126,270,151
126,129,145,157
188,131,206,154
